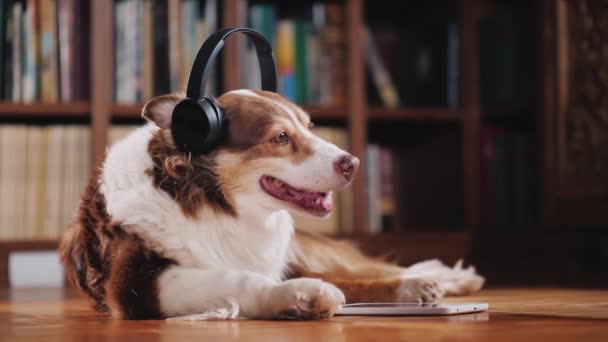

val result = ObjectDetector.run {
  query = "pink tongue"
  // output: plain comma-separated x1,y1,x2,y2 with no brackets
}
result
287,187,332,210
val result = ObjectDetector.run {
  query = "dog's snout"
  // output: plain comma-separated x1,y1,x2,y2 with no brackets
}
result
335,155,359,181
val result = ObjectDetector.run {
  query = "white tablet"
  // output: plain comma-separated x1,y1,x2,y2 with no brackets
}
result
336,302,489,316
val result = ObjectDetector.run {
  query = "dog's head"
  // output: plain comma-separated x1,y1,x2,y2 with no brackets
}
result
142,90,359,219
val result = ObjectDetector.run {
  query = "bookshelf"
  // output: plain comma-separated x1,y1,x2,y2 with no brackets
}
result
0,0,485,267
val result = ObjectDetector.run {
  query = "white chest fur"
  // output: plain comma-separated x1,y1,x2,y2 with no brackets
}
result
99,125,294,282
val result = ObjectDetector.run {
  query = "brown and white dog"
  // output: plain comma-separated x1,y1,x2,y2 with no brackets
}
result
60,90,484,320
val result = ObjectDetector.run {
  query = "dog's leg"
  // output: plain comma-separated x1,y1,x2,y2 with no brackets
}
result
288,231,484,302
102,236,345,320
156,268,345,320
305,275,443,304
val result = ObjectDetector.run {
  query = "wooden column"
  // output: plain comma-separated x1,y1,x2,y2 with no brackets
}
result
346,0,368,234
460,0,481,228
90,1,113,163
222,0,240,91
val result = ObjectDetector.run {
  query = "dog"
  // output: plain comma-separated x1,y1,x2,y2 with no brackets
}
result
60,89,484,320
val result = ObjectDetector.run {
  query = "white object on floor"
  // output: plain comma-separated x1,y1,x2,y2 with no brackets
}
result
9,251,64,288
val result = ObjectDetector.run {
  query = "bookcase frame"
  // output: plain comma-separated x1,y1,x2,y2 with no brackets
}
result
0,0,481,276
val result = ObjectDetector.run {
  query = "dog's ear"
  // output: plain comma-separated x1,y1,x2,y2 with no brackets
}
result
141,94,183,129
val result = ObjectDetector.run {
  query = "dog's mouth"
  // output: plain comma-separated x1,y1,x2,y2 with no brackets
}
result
260,175,333,216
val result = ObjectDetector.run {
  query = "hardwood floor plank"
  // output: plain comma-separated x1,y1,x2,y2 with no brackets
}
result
0,288,606,341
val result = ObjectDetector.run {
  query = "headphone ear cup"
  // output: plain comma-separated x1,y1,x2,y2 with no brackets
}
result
170,98,224,154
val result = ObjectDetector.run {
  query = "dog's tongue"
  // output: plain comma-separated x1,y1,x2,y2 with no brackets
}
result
288,188,333,211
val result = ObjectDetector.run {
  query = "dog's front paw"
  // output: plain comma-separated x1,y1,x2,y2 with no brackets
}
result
271,278,345,320
396,277,445,304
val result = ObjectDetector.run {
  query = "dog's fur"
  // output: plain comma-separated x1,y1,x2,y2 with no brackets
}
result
60,90,484,320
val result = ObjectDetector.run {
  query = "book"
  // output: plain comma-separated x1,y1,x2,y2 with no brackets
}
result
363,26,399,108
447,21,459,108
167,0,182,92
276,20,296,102
142,0,154,100
366,144,382,233
395,23,449,106
39,0,58,102
322,3,344,106
22,0,38,102
180,0,200,89
1,0,14,100
58,0,73,102
11,1,22,101
152,0,170,96
293,20,309,105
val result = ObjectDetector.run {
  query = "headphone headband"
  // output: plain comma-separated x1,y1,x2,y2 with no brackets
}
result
186,27,277,99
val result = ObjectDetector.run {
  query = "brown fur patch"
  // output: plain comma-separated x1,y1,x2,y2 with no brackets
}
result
216,91,315,164
105,234,175,319
60,172,175,319
325,277,402,303
287,231,409,303
146,131,236,218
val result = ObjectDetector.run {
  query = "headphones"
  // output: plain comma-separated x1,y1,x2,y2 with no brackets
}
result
171,28,278,154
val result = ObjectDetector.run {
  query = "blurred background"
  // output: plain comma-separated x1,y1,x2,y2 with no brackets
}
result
0,0,607,289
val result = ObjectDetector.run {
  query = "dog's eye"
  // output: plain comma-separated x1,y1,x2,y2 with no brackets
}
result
272,132,290,145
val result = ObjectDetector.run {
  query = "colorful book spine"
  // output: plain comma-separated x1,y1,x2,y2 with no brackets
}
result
294,20,309,105
276,20,295,102
39,0,58,102
23,0,38,102
58,0,73,102
363,26,399,108
11,2,22,101
167,0,182,92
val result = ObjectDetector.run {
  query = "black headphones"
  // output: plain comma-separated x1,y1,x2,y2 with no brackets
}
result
171,28,278,154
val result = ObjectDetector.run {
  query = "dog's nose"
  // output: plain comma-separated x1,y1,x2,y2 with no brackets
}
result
335,155,359,181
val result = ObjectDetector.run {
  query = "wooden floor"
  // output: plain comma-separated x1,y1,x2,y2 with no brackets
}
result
1,288,607,341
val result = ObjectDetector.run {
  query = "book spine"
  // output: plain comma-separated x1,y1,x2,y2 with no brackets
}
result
11,2,22,101
447,21,459,108
276,20,295,102
73,0,89,100
142,0,153,100
323,3,344,106
133,0,143,102
167,0,181,92
152,0,169,96
114,0,128,103
363,26,399,108
58,0,72,102
23,0,39,102
294,20,309,105
39,0,58,102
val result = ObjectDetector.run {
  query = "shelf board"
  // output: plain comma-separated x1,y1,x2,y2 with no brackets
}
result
0,101,90,117
0,240,59,252
112,103,347,120
112,104,144,119
368,107,461,121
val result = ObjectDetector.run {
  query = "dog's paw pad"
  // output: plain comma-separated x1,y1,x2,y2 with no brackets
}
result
397,277,445,304
273,278,345,320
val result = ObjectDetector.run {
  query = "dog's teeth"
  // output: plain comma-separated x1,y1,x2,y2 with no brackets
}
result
315,198,321,205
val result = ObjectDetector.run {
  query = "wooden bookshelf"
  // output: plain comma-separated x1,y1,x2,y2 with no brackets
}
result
1,0,483,258
368,107,461,121
112,103,348,120
0,102,90,117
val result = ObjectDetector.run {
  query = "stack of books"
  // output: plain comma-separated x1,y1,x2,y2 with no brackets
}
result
0,124,90,240
238,1,345,106
0,0,90,103
113,0,217,104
